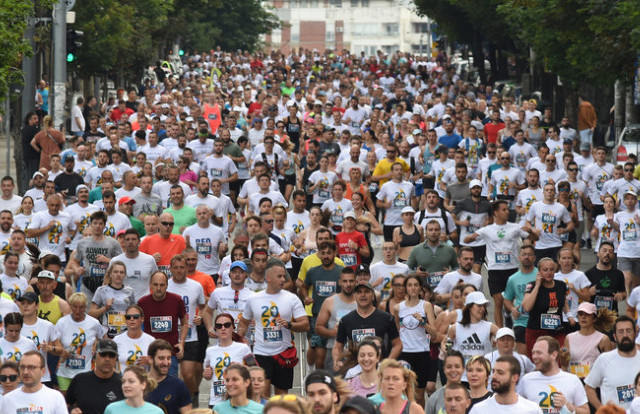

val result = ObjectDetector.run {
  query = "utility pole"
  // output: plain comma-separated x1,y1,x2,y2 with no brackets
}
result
52,0,66,129
21,18,36,122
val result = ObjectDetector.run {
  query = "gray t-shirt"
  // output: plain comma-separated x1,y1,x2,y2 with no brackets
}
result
75,236,123,280
132,193,163,217
92,284,136,337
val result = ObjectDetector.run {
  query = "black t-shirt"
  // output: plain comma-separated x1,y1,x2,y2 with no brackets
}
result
22,125,41,160
525,280,567,331
54,172,85,196
66,371,124,414
336,308,399,357
585,265,625,313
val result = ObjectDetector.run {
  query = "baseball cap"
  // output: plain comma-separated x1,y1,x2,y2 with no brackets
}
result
354,282,375,293
344,211,356,220
230,261,248,272
32,171,44,179
38,250,55,260
340,396,378,414
442,114,452,120
465,291,489,306
401,206,415,215
17,292,39,304
356,264,370,274
62,153,75,162
469,179,483,189
495,327,515,340
624,189,638,198
37,270,56,280
563,138,573,145
577,302,597,315
118,196,136,205
314,100,323,106
323,126,336,133
305,370,337,392
76,184,89,194
412,129,423,135
95,339,118,356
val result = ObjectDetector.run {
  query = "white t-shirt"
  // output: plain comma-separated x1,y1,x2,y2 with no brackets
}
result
71,104,85,132
65,202,100,250
0,336,37,364
248,190,288,214
85,165,114,188
187,139,214,163
203,154,238,195
110,252,158,301
509,142,537,171
475,223,528,270
208,286,255,322
376,180,415,226
434,270,483,296
490,167,525,202
582,162,614,205
518,370,588,414
168,278,206,343
113,331,156,372
243,290,307,356
54,314,105,378
369,261,410,299
103,211,132,238
2,194,22,214
238,177,279,200
203,341,252,406
3,385,68,414
185,194,222,217
30,210,77,261
526,201,571,249
515,188,544,225
286,211,311,239
584,350,640,410
539,169,567,187
22,317,59,382
308,170,338,204
183,224,226,274
615,209,640,258
0,274,28,301
554,270,590,319
469,395,543,414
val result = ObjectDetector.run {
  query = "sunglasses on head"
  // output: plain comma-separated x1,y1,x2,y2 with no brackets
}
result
215,322,233,330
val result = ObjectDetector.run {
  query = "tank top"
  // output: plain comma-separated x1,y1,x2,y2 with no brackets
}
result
453,320,492,382
328,295,357,348
398,300,430,352
345,182,365,201
566,330,605,378
399,225,421,248
203,103,222,133
380,401,410,414
38,294,63,324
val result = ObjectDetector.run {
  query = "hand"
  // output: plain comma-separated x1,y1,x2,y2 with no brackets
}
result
333,359,343,372
614,292,626,301
439,233,449,242
275,317,289,329
589,286,597,296
511,308,521,319
535,272,543,286
70,408,83,414
48,220,57,230
415,268,428,278
153,253,162,263
175,343,184,360
75,267,85,276
461,220,471,227
304,297,314,306
136,356,152,366
193,315,203,326
203,365,214,380
95,254,110,263
347,239,358,250
552,391,568,409
531,228,541,237
105,298,114,311
64,237,72,244
219,243,228,255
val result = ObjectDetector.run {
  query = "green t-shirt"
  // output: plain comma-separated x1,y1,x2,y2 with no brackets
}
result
88,186,102,203
129,215,146,237
305,263,344,316
164,205,196,234
223,142,243,163
502,268,538,327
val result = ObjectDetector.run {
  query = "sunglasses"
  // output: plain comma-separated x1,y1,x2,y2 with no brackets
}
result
98,352,117,358
625,169,634,172
125,314,142,320
487,151,496,154
264,219,274,224
0,374,17,382
568,168,578,172
215,322,233,330
546,160,556,163
160,221,174,226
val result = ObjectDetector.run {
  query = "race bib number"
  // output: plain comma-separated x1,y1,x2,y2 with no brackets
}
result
352,328,375,344
316,281,337,297
427,272,445,287
594,295,614,310
196,242,212,255
340,253,357,267
393,197,408,208
569,361,591,377
263,326,282,342
65,355,86,370
540,313,561,330
351,122,360,129
150,316,172,333
623,230,637,241
368,183,378,193
213,380,226,397
108,311,126,328
90,264,107,277
319,190,330,199
495,251,511,264
211,168,223,178
617,384,635,404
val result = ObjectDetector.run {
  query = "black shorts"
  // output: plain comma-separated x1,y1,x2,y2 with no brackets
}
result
255,354,294,391
383,225,397,242
401,351,430,389
513,326,526,344
487,268,518,296
592,204,604,218
196,324,209,362
535,246,561,266
470,245,486,265
182,341,201,362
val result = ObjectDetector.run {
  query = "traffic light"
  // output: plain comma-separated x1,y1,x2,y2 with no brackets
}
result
66,28,83,63
179,49,185,56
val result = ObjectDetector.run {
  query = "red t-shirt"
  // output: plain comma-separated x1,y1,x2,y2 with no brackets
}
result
138,292,186,350
335,230,367,269
483,122,505,144
139,234,186,276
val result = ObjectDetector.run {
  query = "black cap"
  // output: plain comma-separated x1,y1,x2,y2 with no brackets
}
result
354,282,375,293
17,292,39,304
356,264,370,274
323,125,336,133
340,396,379,414
95,339,118,356
305,370,337,392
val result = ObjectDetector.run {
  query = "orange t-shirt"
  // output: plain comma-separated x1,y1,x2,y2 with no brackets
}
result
139,234,186,274
188,271,216,297
203,103,222,134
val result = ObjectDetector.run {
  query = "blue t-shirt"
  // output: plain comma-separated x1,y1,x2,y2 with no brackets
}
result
438,133,462,149
145,375,191,414
502,269,538,327
105,400,164,414
214,399,264,414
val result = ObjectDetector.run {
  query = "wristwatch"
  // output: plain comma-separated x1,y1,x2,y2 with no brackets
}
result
286,321,292,330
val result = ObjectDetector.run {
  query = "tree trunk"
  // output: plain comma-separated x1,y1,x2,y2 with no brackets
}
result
564,86,578,125
472,30,487,85
615,80,625,142
625,83,638,125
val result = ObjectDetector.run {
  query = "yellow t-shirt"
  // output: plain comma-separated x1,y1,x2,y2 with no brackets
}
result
298,254,345,316
372,158,410,186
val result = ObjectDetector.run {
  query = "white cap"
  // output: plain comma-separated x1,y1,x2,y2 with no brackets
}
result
465,291,489,306
469,179,483,189
401,206,416,215
344,211,356,220
495,327,515,340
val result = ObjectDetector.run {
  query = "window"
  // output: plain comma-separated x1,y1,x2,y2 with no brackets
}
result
326,31,335,42
413,23,429,33
351,0,359,6
353,23,379,38
361,0,369,6
330,0,342,7
384,23,398,36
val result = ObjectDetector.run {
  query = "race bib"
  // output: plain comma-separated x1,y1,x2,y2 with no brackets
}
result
495,251,511,264
352,328,375,344
540,313,561,330
319,190,330,199
368,183,378,193
196,242,212,255
426,272,445,287
65,355,86,370
211,169,223,178
90,264,108,277
108,311,126,328
340,253,357,267
316,281,337,297
351,122,360,128
617,385,635,404
623,230,637,241
594,295,614,310
213,380,226,397
569,361,591,377
150,316,173,333
393,197,408,208
263,326,282,342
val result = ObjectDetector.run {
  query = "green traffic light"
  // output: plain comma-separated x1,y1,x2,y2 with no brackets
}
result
67,53,75,63
179,49,184,56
